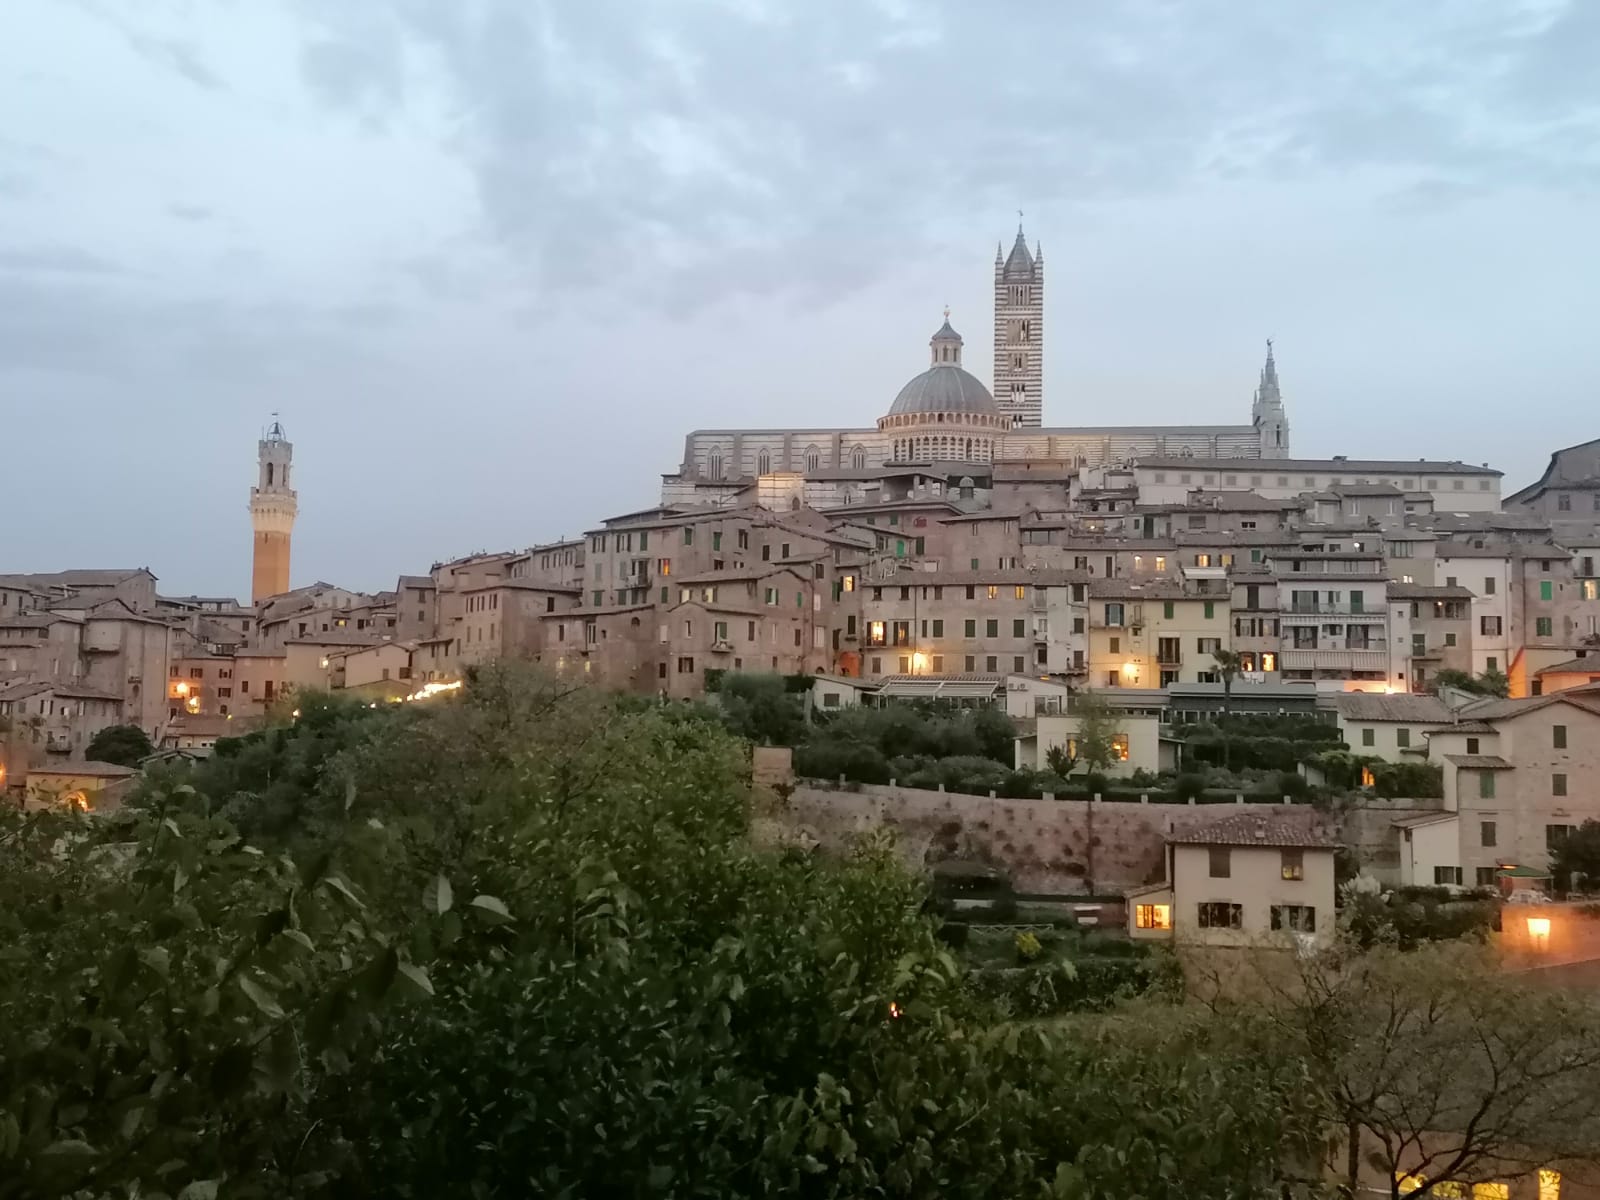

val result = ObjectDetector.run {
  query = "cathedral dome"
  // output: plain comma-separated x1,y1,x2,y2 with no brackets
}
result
885,313,1001,418
887,363,1000,417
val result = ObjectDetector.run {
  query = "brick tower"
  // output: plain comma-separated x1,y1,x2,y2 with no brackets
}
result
250,420,297,603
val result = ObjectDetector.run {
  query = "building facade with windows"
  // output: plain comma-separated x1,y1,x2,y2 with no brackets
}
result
1128,812,1339,947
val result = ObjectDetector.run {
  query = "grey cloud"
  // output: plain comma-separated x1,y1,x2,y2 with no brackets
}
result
0,246,128,276
125,33,226,91
287,0,1600,310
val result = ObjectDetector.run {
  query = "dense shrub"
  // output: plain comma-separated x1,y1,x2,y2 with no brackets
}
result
792,739,892,784
966,954,1181,1017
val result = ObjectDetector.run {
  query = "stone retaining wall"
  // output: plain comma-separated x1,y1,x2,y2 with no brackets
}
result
782,780,1442,894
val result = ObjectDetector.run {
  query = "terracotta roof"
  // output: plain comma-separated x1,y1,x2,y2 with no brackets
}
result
1392,812,1457,829
1334,692,1452,723
1086,577,1191,599
1169,812,1340,849
673,566,807,586
1385,584,1475,600
875,568,1089,587
1535,655,1600,676
29,760,138,778
1422,720,1497,735
1133,456,1501,475
1444,754,1514,770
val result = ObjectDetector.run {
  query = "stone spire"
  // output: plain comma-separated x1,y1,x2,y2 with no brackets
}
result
1251,340,1290,459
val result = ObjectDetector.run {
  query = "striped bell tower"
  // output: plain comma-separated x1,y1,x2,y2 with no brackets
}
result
993,218,1043,428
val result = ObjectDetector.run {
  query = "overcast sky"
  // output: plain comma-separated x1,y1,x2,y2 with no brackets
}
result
5,0,1599,596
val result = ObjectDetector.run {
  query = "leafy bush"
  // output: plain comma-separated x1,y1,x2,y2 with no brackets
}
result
1014,930,1043,963
1173,773,1208,802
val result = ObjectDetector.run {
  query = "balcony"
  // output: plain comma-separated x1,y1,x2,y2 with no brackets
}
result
711,640,734,653
1279,649,1389,672
1155,653,1183,666
1284,603,1379,616
1033,629,1049,644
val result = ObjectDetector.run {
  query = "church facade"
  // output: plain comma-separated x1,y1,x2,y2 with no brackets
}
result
663,226,1290,506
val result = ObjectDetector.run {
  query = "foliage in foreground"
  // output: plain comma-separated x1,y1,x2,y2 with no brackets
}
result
11,664,1589,1197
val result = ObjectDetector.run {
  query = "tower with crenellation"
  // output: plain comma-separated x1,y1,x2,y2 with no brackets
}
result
249,420,297,603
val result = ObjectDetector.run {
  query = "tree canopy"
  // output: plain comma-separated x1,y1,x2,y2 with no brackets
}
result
84,722,155,766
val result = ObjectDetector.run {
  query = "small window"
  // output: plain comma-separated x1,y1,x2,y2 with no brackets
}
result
1466,736,1480,754
1208,846,1231,878
1433,866,1463,886
1479,771,1496,800
1554,724,1567,749
1396,727,1410,748
1480,820,1496,848
1553,773,1568,797
1361,728,1375,747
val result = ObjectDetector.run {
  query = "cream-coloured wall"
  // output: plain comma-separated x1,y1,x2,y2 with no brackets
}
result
1441,704,1600,877
1024,712,1159,776
812,677,867,710
1396,816,1459,887
339,643,413,689
1337,717,1425,763
1170,842,1336,946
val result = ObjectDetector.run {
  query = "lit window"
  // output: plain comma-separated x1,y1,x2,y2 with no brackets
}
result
987,585,999,600
1014,585,1026,599
1397,1176,1426,1196
842,575,855,592
1111,733,1129,762
1473,1185,1509,1200
1134,904,1170,930
1281,848,1304,880
1155,556,1166,572
1539,1169,1561,1200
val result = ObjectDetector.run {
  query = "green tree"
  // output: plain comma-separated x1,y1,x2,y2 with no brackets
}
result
1210,648,1246,769
1553,818,1600,892
1072,690,1122,772
1209,938,1600,1198
716,671,806,745
84,723,154,766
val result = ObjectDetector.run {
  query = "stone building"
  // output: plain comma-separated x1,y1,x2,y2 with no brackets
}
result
1413,691,1600,887
1386,582,1475,689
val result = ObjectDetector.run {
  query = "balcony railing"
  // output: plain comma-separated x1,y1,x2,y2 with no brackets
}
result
1285,603,1375,616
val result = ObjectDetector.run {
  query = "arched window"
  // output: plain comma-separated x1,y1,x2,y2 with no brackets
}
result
708,450,723,480
757,450,771,475
804,445,820,472
851,445,866,469
266,463,274,486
